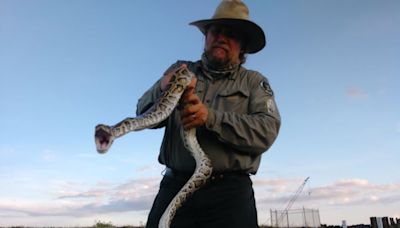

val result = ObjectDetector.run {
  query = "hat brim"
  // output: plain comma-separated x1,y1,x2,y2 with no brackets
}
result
190,18,266,54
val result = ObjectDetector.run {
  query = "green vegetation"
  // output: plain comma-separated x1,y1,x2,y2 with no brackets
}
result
93,220,115,228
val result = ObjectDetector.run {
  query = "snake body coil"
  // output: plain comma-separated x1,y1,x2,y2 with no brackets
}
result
95,67,213,228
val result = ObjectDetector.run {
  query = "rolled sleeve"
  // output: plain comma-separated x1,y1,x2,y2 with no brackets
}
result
136,79,163,116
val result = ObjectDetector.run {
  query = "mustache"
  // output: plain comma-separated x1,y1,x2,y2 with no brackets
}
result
212,41,229,51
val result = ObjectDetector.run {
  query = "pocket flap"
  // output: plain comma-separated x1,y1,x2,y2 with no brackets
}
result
218,88,249,97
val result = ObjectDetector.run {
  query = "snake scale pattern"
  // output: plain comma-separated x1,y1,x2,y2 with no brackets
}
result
94,67,213,228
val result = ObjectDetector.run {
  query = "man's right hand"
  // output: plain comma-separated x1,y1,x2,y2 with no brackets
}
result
160,64,188,92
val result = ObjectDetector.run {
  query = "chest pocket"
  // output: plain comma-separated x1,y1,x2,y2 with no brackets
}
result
215,88,250,114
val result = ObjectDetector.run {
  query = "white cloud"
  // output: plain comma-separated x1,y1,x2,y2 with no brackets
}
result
0,177,160,224
254,177,400,208
1,176,400,226
334,178,369,187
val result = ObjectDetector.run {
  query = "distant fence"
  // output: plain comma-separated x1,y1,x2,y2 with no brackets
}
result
270,208,321,228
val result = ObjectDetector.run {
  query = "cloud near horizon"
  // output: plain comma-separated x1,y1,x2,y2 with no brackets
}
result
255,178,400,208
1,177,399,220
0,178,159,218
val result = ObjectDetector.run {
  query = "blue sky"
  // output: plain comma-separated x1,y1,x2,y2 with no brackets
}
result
1,0,399,226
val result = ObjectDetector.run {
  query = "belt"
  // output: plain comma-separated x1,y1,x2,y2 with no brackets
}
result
164,167,249,181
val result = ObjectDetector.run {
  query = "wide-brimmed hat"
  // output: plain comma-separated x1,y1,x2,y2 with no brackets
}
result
190,0,266,54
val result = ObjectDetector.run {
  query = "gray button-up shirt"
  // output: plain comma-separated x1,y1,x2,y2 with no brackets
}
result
136,60,281,174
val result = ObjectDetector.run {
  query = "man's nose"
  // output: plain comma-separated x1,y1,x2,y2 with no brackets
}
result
214,33,228,43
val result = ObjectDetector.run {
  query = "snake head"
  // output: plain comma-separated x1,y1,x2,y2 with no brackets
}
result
95,124,115,154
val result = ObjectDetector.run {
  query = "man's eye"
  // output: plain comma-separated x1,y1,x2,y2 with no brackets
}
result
211,28,221,35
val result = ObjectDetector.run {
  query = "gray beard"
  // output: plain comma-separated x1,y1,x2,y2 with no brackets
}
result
201,52,239,77
203,50,238,71
205,51,229,69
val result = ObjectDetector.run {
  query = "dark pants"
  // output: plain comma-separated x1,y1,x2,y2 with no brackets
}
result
146,170,259,228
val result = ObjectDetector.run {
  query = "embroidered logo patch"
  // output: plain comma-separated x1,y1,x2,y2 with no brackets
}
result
260,80,274,96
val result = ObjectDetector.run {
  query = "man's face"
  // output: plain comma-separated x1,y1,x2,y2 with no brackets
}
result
204,24,243,68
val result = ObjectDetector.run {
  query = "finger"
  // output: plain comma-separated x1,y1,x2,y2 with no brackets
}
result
182,79,197,96
187,77,197,89
178,93,198,111
183,94,201,107
181,77,197,98
161,74,173,92
181,94,201,109
181,107,207,126
182,116,201,130
181,116,193,129
165,63,187,76
180,103,201,118
181,87,195,100
183,115,207,129
183,122,195,130
181,114,194,126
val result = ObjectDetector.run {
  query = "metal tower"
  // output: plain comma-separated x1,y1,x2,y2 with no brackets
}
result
277,177,310,225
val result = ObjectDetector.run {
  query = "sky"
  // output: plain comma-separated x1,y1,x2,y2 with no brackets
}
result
0,0,399,227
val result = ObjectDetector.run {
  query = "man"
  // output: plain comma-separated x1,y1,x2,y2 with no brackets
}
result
137,1,280,227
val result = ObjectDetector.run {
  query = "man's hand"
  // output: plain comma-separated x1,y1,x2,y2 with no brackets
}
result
179,77,208,129
160,64,187,92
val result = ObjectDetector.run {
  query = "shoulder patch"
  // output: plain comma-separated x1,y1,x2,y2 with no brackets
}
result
260,80,274,96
